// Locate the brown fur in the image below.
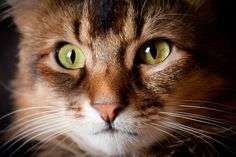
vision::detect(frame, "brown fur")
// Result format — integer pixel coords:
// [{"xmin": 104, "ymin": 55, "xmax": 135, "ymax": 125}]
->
[{"xmin": 3, "ymin": 0, "xmax": 236, "ymax": 156}]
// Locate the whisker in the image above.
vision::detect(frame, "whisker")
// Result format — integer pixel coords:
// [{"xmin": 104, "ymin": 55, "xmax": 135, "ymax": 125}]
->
[
  {"xmin": 32, "ymin": 129, "xmax": 81, "ymax": 156},
  {"xmin": 49, "ymin": 136, "xmax": 69, "ymax": 152},
  {"xmin": 3, "ymin": 120, "xmax": 69, "ymax": 156},
  {"xmin": 11, "ymin": 116, "xmax": 65, "ymax": 140},
  {"xmin": 145, "ymin": 122, "xmax": 184, "ymax": 145},
  {"xmin": 1, "ymin": 116, "xmax": 65, "ymax": 151},
  {"xmin": 140, "ymin": 0, "xmax": 148, "ymax": 19},
  {"xmin": 8, "ymin": 125, "xmax": 70, "ymax": 157},
  {"xmin": 0, "ymin": 81, "xmax": 31, "ymax": 97},
  {"xmin": 151, "ymin": 123, "xmax": 203, "ymax": 156},
  {"xmin": 159, "ymin": 111, "xmax": 235, "ymax": 134},
  {"xmin": 27, "ymin": 130, "xmax": 70, "ymax": 157},
  {"xmin": 163, "ymin": 121, "xmax": 234, "ymax": 155},
  {"xmin": 0, "ymin": 106, "xmax": 57, "ymax": 121},
  {"xmin": 53, "ymin": 132, "xmax": 82, "ymax": 155},
  {"xmin": 179, "ymin": 104, "xmax": 235, "ymax": 115},
  {"xmin": 0, "ymin": 109, "xmax": 61, "ymax": 134},
  {"xmin": 50, "ymin": 134, "xmax": 85, "ymax": 156},
  {"xmin": 182, "ymin": 100, "xmax": 227, "ymax": 106},
  {"xmin": 161, "ymin": 120, "xmax": 221, "ymax": 156}
]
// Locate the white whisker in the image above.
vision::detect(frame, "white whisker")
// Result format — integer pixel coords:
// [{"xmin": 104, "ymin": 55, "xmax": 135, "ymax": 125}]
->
[
  {"xmin": 161, "ymin": 120, "xmax": 221, "ymax": 156},
  {"xmin": 12, "ymin": 118, "xmax": 65, "ymax": 140},
  {"xmin": 8, "ymin": 125, "xmax": 70, "ymax": 157},
  {"xmin": 159, "ymin": 111, "xmax": 235, "ymax": 134},
  {"xmin": 1, "ymin": 110, "xmax": 61, "ymax": 134},
  {"xmin": 1, "ymin": 117, "xmax": 66, "ymax": 151},
  {"xmin": 0, "ymin": 106, "xmax": 56, "ymax": 121},
  {"xmin": 145, "ymin": 122, "xmax": 184, "ymax": 144},
  {"xmin": 163, "ymin": 121, "xmax": 234, "ymax": 155},
  {"xmin": 28, "ymin": 130, "xmax": 70, "ymax": 157},
  {"xmin": 180, "ymin": 104, "xmax": 234, "ymax": 115},
  {"xmin": 0, "ymin": 81, "xmax": 31, "ymax": 97}
]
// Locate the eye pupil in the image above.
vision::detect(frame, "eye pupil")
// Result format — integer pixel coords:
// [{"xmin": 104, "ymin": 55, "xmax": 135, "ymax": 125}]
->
[
  {"xmin": 145, "ymin": 44, "xmax": 157, "ymax": 59},
  {"xmin": 67, "ymin": 49, "xmax": 76, "ymax": 64}
]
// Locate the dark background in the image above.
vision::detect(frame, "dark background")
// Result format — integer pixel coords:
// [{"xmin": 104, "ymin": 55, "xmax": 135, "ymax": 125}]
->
[
  {"xmin": 0, "ymin": 0, "xmax": 235, "ymax": 157},
  {"xmin": 0, "ymin": 17, "xmax": 19, "ymax": 128},
  {"xmin": 0, "ymin": 16, "xmax": 19, "ymax": 127}
]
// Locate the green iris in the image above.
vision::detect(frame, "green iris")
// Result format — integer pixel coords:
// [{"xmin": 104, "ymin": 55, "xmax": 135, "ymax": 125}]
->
[
  {"xmin": 57, "ymin": 44, "xmax": 85, "ymax": 69},
  {"xmin": 139, "ymin": 41, "xmax": 171, "ymax": 65}
]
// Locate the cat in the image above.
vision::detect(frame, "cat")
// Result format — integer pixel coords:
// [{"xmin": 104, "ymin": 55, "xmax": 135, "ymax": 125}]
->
[{"xmin": 1, "ymin": 0, "xmax": 236, "ymax": 156}]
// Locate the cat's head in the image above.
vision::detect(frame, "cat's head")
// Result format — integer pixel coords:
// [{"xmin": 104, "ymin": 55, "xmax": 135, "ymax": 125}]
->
[{"xmin": 8, "ymin": 0, "xmax": 236, "ymax": 156}]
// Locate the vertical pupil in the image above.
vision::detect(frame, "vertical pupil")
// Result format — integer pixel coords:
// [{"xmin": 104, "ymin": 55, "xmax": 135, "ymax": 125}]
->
[
  {"xmin": 67, "ymin": 49, "xmax": 76, "ymax": 64},
  {"xmin": 145, "ymin": 44, "xmax": 157, "ymax": 59}
]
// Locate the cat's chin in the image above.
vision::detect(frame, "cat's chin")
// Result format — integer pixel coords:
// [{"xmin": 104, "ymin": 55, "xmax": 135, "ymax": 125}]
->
[{"xmin": 73, "ymin": 130, "xmax": 154, "ymax": 156}]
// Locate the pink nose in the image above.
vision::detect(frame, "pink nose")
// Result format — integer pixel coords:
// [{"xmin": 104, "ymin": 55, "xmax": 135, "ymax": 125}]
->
[{"xmin": 93, "ymin": 103, "xmax": 122, "ymax": 122}]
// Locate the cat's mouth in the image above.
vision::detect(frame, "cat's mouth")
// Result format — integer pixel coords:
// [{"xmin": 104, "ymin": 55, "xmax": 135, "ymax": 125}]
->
[{"xmin": 94, "ymin": 127, "xmax": 138, "ymax": 136}]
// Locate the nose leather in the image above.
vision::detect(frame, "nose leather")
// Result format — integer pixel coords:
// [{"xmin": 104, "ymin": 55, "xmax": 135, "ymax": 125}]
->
[{"xmin": 93, "ymin": 102, "xmax": 122, "ymax": 122}]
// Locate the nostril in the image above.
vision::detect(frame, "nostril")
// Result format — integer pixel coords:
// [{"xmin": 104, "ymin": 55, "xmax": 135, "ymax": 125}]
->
[
  {"xmin": 92, "ymin": 102, "xmax": 123, "ymax": 122},
  {"xmin": 113, "ymin": 107, "xmax": 122, "ymax": 115}
]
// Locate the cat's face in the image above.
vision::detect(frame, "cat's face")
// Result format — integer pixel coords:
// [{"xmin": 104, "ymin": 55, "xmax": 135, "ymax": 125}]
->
[{"xmin": 9, "ymin": 0, "xmax": 235, "ymax": 156}]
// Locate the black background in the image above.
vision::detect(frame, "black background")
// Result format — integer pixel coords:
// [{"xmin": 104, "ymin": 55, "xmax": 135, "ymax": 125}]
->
[{"xmin": 0, "ymin": 16, "xmax": 19, "ymax": 130}]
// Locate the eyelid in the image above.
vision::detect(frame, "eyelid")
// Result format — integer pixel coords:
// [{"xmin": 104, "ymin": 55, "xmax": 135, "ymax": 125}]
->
[{"xmin": 141, "ymin": 37, "xmax": 173, "ymax": 47}]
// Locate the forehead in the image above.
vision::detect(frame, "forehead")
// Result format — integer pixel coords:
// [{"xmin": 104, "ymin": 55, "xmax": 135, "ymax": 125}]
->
[{"xmin": 41, "ymin": 0, "xmax": 193, "ymax": 36}]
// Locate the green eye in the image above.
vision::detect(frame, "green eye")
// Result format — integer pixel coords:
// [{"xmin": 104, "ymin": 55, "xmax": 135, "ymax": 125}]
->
[
  {"xmin": 57, "ymin": 44, "xmax": 85, "ymax": 69},
  {"xmin": 139, "ymin": 40, "xmax": 171, "ymax": 65}
]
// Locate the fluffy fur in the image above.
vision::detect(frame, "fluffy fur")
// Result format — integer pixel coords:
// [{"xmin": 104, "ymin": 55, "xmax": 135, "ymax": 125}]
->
[{"xmin": 1, "ymin": 0, "xmax": 236, "ymax": 156}]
